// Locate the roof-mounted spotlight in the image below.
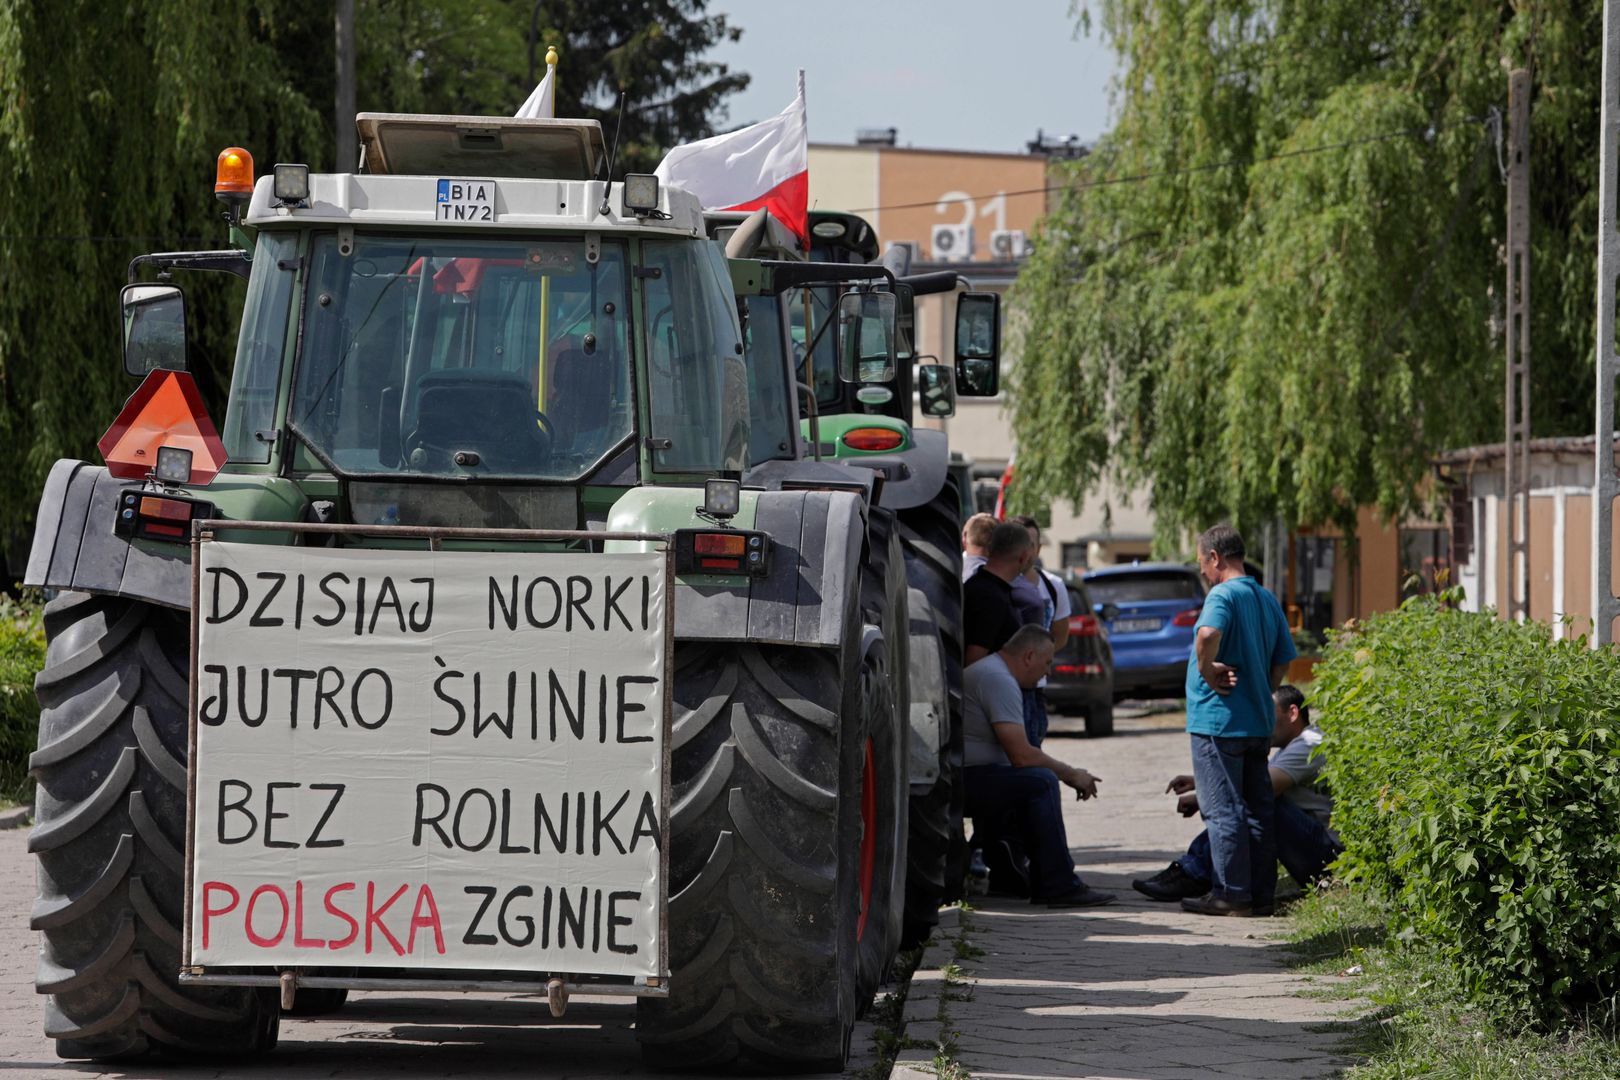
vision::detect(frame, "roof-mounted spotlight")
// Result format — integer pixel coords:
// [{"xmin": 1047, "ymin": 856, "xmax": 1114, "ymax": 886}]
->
[
  {"xmin": 272, "ymin": 163, "xmax": 310, "ymax": 205},
  {"xmin": 622, "ymin": 173, "xmax": 661, "ymax": 215}
]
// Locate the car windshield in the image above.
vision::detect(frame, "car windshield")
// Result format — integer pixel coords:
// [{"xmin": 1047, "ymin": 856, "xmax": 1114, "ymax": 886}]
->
[
  {"xmin": 1086, "ymin": 571, "xmax": 1203, "ymax": 604},
  {"xmin": 289, "ymin": 233, "xmax": 632, "ymax": 479}
]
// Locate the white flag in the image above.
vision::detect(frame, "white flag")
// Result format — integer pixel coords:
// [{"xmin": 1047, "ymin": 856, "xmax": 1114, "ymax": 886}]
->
[{"xmin": 515, "ymin": 67, "xmax": 555, "ymax": 119}]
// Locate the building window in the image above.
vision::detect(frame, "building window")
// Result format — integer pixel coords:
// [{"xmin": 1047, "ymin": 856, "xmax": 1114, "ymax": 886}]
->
[{"xmin": 1399, "ymin": 527, "xmax": 1452, "ymax": 598}]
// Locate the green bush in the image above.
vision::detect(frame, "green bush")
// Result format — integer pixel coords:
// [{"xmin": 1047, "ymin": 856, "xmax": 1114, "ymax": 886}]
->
[
  {"xmin": 1313, "ymin": 597, "xmax": 1620, "ymax": 1028},
  {"xmin": 0, "ymin": 593, "xmax": 44, "ymax": 805}
]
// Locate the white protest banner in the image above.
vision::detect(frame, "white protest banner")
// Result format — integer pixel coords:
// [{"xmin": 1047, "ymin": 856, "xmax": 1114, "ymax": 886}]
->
[{"xmin": 185, "ymin": 542, "xmax": 668, "ymax": 980}]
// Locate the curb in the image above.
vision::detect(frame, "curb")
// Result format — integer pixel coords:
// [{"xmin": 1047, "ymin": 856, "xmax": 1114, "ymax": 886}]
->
[
  {"xmin": 0, "ymin": 804, "xmax": 32, "ymax": 830},
  {"xmin": 890, "ymin": 906, "xmax": 962, "ymax": 1077}
]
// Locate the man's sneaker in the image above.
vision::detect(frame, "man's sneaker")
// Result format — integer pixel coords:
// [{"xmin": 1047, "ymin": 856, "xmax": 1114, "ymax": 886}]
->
[
  {"xmin": 1132, "ymin": 862, "xmax": 1210, "ymax": 902},
  {"xmin": 1039, "ymin": 884, "xmax": 1116, "ymax": 909},
  {"xmin": 1180, "ymin": 892, "xmax": 1254, "ymax": 917}
]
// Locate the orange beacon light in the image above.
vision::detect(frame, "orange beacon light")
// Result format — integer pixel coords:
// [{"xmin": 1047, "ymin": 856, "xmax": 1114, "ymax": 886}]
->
[{"xmin": 214, "ymin": 147, "xmax": 254, "ymax": 202}]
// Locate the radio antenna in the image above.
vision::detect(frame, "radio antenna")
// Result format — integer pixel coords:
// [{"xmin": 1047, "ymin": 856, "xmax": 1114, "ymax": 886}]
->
[{"xmin": 597, "ymin": 91, "xmax": 629, "ymax": 216}]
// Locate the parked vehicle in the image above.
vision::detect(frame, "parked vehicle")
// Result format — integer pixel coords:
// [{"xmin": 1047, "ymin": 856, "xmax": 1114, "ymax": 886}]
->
[
  {"xmin": 1043, "ymin": 579, "xmax": 1115, "ymax": 735},
  {"xmin": 1082, "ymin": 562, "xmax": 1206, "ymax": 701}
]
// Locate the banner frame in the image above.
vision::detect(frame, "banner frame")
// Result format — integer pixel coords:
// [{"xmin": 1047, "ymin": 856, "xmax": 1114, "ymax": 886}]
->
[{"xmin": 181, "ymin": 519, "xmax": 675, "ymax": 996}]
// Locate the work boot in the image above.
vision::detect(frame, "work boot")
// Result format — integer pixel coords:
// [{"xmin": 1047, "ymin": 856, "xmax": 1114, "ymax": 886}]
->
[
  {"xmin": 1180, "ymin": 892, "xmax": 1255, "ymax": 917},
  {"xmin": 1132, "ymin": 862, "xmax": 1210, "ymax": 902},
  {"xmin": 1039, "ymin": 883, "xmax": 1116, "ymax": 909}
]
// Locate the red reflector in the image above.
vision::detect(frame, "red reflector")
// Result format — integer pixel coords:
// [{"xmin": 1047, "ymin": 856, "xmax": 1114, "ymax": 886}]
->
[
  {"xmin": 699, "ymin": 557, "xmax": 742, "ymax": 570},
  {"xmin": 139, "ymin": 496, "xmax": 192, "ymax": 522},
  {"xmin": 694, "ymin": 533, "xmax": 747, "ymax": 556},
  {"xmin": 1171, "ymin": 607, "xmax": 1202, "ymax": 627},
  {"xmin": 1068, "ymin": 614, "xmax": 1100, "ymax": 636},
  {"xmin": 841, "ymin": 427, "xmax": 904, "ymax": 452},
  {"xmin": 98, "ymin": 370, "xmax": 227, "ymax": 485},
  {"xmin": 143, "ymin": 521, "xmax": 186, "ymax": 538}
]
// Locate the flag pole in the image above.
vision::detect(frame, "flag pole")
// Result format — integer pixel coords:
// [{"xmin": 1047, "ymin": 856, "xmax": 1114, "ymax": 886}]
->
[{"xmin": 546, "ymin": 45, "xmax": 558, "ymax": 119}]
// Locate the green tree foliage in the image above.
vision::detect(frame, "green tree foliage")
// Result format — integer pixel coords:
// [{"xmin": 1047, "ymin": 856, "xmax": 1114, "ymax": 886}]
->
[
  {"xmin": 1008, "ymin": 2, "xmax": 1599, "ymax": 548},
  {"xmin": 0, "ymin": 0, "xmax": 746, "ymax": 552},
  {"xmin": 1313, "ymin": 598, "xmax": 1620, "ymax": 1027}
]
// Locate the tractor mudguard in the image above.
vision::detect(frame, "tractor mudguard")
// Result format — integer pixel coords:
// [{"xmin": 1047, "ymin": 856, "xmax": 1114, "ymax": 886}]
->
[
  {"xmin": 867, "ymin": 428, "xmax": 950, "ymax": 512},
  {"xmin": 605, "ymin": 485, "xmax": 866, "ymax": 649},
  {"xmin": 25, "ymin": 461, "xmax": 191, "ymax": 610},
  {"xmin": 25, "ymin": 459, "xmax": 309, "ymax": 611}
]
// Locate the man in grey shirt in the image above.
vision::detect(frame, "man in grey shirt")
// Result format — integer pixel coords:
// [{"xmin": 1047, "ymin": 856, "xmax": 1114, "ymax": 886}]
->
[
  {"xmin": 964, "ymin": 625, "xmax": 1113, "ymax": 907},
  {"xmin": 1134, "ymin": 685, "xmax": 1341, "ymax": 906}
]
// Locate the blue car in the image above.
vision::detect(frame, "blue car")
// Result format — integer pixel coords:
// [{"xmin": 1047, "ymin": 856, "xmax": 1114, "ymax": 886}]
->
[{"xmin": 1082, "ymin": 562, "xmax": 1206, "ymax": 701}]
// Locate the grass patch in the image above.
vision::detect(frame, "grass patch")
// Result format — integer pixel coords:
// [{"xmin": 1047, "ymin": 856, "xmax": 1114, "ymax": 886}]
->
[
  {"xmin": 0, "ymin": 592, "xmax": 43, "ymax": 806},
  {"xmin": 1285, "ymin": 885, "xmax": 1620, "ymax": 1079}
]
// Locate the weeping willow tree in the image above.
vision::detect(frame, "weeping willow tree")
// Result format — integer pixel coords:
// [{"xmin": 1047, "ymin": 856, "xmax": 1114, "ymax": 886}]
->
[
  {"xmin": 0, "ymin": 0, "xmax": 747, "ymax": 557},
  {"xmin": 1007, "ymin": 1, "xmax": 1600, "ymax": 551}
]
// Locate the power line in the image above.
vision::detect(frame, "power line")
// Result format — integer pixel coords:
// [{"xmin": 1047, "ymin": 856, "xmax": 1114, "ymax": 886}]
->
[{"xmin": 844, "ymin": 117, "xmax": 1486, "ymax": 215}]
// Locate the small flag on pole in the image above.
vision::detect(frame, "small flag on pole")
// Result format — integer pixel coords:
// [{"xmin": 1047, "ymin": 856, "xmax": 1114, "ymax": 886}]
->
[{"xmin": 516, "ymin": 45, "xmax": 558, "ymax": 119}]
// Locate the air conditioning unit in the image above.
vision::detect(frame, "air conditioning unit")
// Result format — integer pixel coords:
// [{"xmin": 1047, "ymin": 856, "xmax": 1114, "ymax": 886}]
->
[
  {"xmin": 990, "ymin": 229, "xmax": 1030, "ymax": 259},
  {"xmin": 883, "ymin": 240, "xmax": 919, "ymax": 274},
  {"xmin": 930, "ymin": 224, "xmax": 973, "ymax": 262}
]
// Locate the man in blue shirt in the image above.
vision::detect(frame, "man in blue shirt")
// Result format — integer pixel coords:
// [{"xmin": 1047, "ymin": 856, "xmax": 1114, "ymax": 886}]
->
[{"xmin": 1181, "ymin": 524, "xmax": 1296, "ymax": 916}]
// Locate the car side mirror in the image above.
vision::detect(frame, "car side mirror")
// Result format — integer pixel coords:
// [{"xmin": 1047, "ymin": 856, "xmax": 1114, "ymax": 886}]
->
[
  {"xmin": 954, "ymin": 291, "xmax": 1000, "ymax": 396},
  {"xmin": 121, "ymin": 284, "xmax": 189, "ymax": 377},
  {"xmin": 916, "ymin": 360, "xmax": 955, "ymax": 418},
  {"xmin": 838, "ymin": 290, "xmax": 897, "ymax": 384}
]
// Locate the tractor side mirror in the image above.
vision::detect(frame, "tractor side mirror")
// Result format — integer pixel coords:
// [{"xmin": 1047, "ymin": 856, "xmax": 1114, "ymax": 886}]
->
[
  {"xmin": 838, "ymin": 290, "xmax": 897, "ymax": 384},
  {"xmin": 892, "ymin": 282, "xmax": 917, "ymax": 365},
  {"xmin": 916, "ymin": 361, "xmax": 955, "ymax": 418},
  {"xmin": 121, "ymin": 284, "xmax": 189, "ymax": 377},
  {"xmin": 954, "ymin": 291, "xmax": 1000, "ymax": 397}
]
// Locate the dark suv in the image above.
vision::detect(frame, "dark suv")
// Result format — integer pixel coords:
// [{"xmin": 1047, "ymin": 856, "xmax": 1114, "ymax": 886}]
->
[
  {"xmin": 1044, "ymin": 579, "xmax": 1116, "ymax": 736},
  {"xmin": 1082, "ymin": 562, "xmax": 1206, "ymax": 702}
]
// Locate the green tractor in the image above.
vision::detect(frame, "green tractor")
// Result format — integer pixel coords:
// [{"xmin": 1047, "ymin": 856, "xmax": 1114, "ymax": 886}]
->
[
  {"xmin": 20, "ymin": 113, "xmax": 991, "ymax": 1070},
  {"xmin": 708, "ymin": 207, "xmax": 1001, "ymax": 949}
]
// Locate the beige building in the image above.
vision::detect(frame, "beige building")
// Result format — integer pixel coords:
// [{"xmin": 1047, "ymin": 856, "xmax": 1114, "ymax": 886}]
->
[
  {"xmin": 807, "ymin": 139, "xmax": 1153, "ymax": 572},
  {"xmin": 1436, "ymin": 437, "xmax": 1620, "ymax": 638}
]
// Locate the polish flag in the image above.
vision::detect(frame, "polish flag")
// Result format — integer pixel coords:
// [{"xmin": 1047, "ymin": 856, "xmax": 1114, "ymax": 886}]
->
[{"xmin": 655, "ymin": 72, "xmax": 808, "ymax": 245}]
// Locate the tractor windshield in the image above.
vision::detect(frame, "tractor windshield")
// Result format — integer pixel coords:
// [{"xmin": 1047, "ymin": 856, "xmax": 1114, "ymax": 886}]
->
[{"xmin": 289, "ymin": 233, "xmax": 632, "ymax": 479}]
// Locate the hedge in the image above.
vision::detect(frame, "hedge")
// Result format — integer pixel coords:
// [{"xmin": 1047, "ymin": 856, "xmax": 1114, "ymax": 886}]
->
[
  {"xmin": 1312, "ymin": 596, "xmax": 1620, "ymax": 1027},
  {"xmin": 0, "ymin": 593, "xmax": 43, "ymax": 805}
]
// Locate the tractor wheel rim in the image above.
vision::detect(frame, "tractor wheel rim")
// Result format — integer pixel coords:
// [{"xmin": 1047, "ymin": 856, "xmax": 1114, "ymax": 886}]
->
[{"xmin": 856, "ymin": 736, "xmax": 877, "ymax": 942}]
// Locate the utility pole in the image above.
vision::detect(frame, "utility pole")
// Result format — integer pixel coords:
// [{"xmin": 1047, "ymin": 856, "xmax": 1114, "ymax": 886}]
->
[
  {"xmin": 1504, "ymin": 68, "xmax": 1532, "ymax": 622},
  {"xmin": 1595, "ymin": 4, "xmax": 1620, "ymax": 644},
  {"xmin": 335, "ymin": 0, "xmax": 357, "ymax": 171}
]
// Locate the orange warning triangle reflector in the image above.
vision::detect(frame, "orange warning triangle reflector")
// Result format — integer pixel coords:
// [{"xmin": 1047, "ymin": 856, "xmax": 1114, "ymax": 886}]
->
[{"xmin": 98, "ymin": 370, "xmax": 229, "ymax": 485}]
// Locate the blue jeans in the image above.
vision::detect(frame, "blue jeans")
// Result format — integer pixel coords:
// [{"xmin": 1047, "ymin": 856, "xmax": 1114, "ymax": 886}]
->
[
  {"xmin": 1022, "ymin": 688, "xmax": 1048, "ymax": 746},
  {"xmin": 963, "ymin": 764, "xmax": 1078, "ymax": 899},
  {"xmin": 1188, "ymin": 733, "xmax": 1276, "ymax": 905},
  {"xmin": 1179, "ymin": 798, "xmax": 1341, "ymax": 887}
]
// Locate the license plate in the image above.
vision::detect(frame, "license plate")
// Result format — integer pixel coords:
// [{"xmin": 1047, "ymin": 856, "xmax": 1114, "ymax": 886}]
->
[
  {"xmin": 436, "ymin": 179, "xmax": 496, "ymax": 222},
  {"xmin": 1113, "ymin": 617, "xmax": 1161, "ymax": 634}
]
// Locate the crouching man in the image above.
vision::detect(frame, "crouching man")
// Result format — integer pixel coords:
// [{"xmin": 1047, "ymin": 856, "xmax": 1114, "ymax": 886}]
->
[
  {"xmin": 1134, "ymin": 685, "xmax": 1341, "ymax": 911},
  {"xmin": 964, "ymin": 624, "xmax": 1114, "ymax": 908}
]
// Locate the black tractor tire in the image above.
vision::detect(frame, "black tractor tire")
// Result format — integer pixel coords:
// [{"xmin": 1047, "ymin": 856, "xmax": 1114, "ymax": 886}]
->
[
  {"xmin": 638, "ymin": 577, "xmax": 903, "ymax": 1071},
  {"xmin": 28, "ymin": 592, "xmax": 279, "ymax": 1061},
  {"xmin": 1086, "ymin": 702, "xmax": 1116, "ymax": 738},
  {"xmin": 855, "ymin": 508, "xmax": 909, "ymax": 1006},
  {"xmin": 896, "ymin": 478, "xmax": 968, "ymax": 904}
]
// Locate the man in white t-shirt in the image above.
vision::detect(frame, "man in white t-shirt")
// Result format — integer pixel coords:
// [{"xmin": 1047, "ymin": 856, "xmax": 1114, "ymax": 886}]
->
[
  {"xmin": 963, "ymin": 625, "xmax": 1114, "ymax": 908},
  {"xmin": 1134, "ymin": 685, "xmax": 1341, "ymax": 908},
  {"xmin": 1007, "ymin": 515, "xmax": 1070, "ymax": 745},
  {"xmin": 961, "ymin": 512, "xmax": 996, "ymax": 581}
]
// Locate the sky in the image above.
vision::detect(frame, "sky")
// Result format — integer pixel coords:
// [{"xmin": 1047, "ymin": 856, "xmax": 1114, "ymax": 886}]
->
[{"xmin": 704, "ymin": 1, "xmax": 1119, "ymax": 154}]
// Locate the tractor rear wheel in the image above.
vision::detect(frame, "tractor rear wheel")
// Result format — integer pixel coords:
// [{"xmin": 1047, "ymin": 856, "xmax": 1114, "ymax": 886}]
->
[
  {"xmin": 896, "ymin": 479, "xmax": 968, "ymax": 910},
  {"xmin": 29, "ymin": 592, "xmax": 279, "ymax": 1061},
  {"xmin": 639, "ymin": 576, "xmax": 901, "ymax": 1070}
]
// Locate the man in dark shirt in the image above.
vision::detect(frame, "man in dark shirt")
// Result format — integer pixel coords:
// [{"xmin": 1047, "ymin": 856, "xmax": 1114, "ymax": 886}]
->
[{"xmin": 964, "ymin": 522, "xmax": 1032, "ymax": 667}]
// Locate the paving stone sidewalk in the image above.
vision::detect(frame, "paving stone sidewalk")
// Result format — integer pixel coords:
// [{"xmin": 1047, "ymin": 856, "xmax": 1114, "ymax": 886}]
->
[{"xmin": 897, "ymin": 707, "xmax": 1360, "ymax": 1080}]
